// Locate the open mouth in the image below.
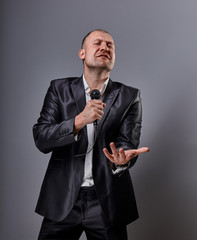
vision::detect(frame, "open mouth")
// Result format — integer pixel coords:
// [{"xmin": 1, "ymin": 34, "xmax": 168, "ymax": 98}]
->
[{"xmin": 97, "ymin": 55, "xmax": 110, "ymax": 60}]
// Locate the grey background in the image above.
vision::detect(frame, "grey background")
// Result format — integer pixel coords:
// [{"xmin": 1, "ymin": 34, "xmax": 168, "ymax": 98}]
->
[{"xmin": 1, "ymin": 0, "xmax": 197, "ymax": 239}]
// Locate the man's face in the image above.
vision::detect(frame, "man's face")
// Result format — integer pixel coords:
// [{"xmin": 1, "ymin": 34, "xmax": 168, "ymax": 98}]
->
[{"xmin": 79, "ymin": 31, "xmax": 115, "ymax": 72}]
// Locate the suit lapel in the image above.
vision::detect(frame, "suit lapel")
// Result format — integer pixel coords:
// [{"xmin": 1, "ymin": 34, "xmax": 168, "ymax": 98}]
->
[
  {"xmin": 70, "ymin": 76, "xmax": 88, "ymax": 141},
  {"xmin": 71, "ymin": 76, "xmax": 86, "ymax": 114},
  {"xmin": 96, "ymin": 79, "xmax": 120, "ymax": 135}
]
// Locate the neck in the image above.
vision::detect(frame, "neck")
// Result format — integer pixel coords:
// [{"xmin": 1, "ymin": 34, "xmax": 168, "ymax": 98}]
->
[{"xmin": 84, "ymin": 68, "xmax": 110, "ymax": 91}]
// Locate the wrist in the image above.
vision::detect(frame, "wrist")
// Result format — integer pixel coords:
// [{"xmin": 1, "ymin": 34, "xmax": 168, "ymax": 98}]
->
[
  {"xmin": 115, "ymin": 161, "xmax": 130, "ymax": 168},
  {"xmin": 74, "ymin": 114, "xmax": 86, "ymax": 133}
]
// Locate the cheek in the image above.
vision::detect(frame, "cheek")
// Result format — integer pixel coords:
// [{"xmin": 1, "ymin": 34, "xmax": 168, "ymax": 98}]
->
[{"xmin": 87, "ymin": 49, "xmax": 95, "ymax": 58}]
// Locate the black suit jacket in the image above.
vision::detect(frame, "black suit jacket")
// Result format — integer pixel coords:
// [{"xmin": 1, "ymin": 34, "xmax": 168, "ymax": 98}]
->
[{"xmin": 33, "ymin": 76, "xmax": 142, "ymax": 225}]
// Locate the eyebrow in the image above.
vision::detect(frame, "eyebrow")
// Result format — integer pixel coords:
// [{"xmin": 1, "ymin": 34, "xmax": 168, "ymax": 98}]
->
[{"xmin": 93, "ymin": 38, "xmax": 114, "ymax": 45}]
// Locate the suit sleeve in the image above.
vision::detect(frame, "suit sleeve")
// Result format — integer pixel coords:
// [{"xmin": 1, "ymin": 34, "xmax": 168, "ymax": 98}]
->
[
  {"xmin": 33, "ymin": 81, "xmax": 76, "ymax": 154},
  {"xmin": 114, "ymin": 89, "xmax": 142, "ymax": 169}
]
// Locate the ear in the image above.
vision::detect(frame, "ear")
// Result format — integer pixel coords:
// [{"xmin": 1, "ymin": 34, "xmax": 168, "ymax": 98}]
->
[{"xmin": 78, "ymin": 49, "xmax": 85, "ymax": 60}]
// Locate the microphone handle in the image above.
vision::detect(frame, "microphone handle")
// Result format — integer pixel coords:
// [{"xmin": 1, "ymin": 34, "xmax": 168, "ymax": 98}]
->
[{"xmin": 90, "ymin": 89, "xmax": 101, "ymax": 127}]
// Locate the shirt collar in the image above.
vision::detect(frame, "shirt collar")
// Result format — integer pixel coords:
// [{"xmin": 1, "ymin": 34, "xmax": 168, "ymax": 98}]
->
[{"xmin": 83, "ymin": 74, "xmax": 109, "ymax": 98}]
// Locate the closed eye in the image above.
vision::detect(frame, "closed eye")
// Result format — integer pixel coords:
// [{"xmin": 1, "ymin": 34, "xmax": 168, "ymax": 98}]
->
[
  {"xmin": 107, "ymin": 44, "xmax": 113, "ymax": 49},
  {"xmin": 94, "ymin": 41, "xmax": 101, "ymax": 45}
]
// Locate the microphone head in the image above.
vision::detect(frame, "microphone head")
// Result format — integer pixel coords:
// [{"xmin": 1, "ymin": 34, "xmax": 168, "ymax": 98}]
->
[{"xmin": 90, "ymin": 89, "xmax": 101, "ymax": 100}]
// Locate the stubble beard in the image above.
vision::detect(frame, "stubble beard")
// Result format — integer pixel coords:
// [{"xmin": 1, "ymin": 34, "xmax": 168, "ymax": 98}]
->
[{"xmin": 85, "ymin": 58, "xmax": 114, "ymax": 73}]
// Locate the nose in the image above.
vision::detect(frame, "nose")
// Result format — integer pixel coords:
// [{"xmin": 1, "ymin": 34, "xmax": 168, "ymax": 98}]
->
[{"xmin": 100, "ymin": 42, "xmax": 109, "ymax": 51}]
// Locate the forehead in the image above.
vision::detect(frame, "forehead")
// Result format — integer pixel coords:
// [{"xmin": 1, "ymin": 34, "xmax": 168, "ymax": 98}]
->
[{"xmin": 86, "ymin": 31, "xmax": 115, "ymax": 45}]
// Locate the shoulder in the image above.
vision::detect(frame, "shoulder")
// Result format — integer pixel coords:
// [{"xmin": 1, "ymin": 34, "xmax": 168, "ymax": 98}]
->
[
  {"xmin": 110, "ymin": 79, "xmax": 139, "ymax": 91},
  {"xmin": 109, "ymin": 79, "xmax": 141, "ymax": 100},
  {"xmin": 48, "ymin": 77, "xmax": 82, "ymax": 93},
  {"xmin": 50, "ymin": 77, "xmax": 81, "ymax": 87}
]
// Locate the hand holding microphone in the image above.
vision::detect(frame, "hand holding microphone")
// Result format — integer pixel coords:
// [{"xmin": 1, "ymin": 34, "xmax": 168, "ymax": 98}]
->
[
  {"xmin": 89, "ymin": 89, "xmax": 106, "ymax": 126},
  {"xmin": 90, "ymin": 89, "xmax": 102, "ymax": 126},
  {"xmin": 74, "ymin": 89, "xmax": 105, "ymax": 133}
]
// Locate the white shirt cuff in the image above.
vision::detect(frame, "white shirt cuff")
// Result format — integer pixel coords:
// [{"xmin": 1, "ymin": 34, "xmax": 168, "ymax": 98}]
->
[{"xmin": 112, "ymin": 161, "xmax": 130, "ymax": 175}]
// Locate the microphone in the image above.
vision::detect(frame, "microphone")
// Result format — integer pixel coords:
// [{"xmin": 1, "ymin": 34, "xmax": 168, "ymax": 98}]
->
[
  {"xmin": 90, "ymin": 89, "xmax": 101, "ymax": 100},
  {"xmin": 90, "ymin": 89, "xmax": 101, "ymax": 126}
]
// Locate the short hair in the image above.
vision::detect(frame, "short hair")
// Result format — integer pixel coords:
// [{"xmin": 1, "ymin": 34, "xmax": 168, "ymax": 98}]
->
[{"xmin": 81, "ymin": 29, "xmax": 111, "ymax": 48}]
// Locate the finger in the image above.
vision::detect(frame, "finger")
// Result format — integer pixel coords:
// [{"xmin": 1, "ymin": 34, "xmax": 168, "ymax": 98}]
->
[
  {"xmin": 94, "ymin": 100, "xmax": 106, "ymax": 108},
  {"xmin": 134, "ymin": 147, "xmax": 150, "ymax": 154},
  {"xmin": 97, "ymin": 104, "xmax": 105, "ymax": 111},
  {"xmin": 91, "ymin": 104, "xmax": 105, "ymax": 117},
  {"xmin": 109, "ymin": 142, "xmax": 119, "ymax": 158},
  {"xmin": 97, "ymin": 109, "xmax": 104, "ymax": 117},
  {"xmin": 92, "ymin": 99, "xmax": 103, "ymax": 103},
  {"xmin": 103, "ymin": 148, "xmax": 114, "ymax": 162},
  {"xmin": 88, "ymin": 100, "xmax": 102, "ymax": 107},
  {"xmin": 125, "ymin": 147, "xmax": 149, "ymax": 160},
  {"xmin": 90, "ymin": 100, "xmax": 104, "ymax": 107},
  {"xmin": 116, "ymin": 148, "xmax": 128, "ymax": 165},
  {"xmin": 94, "ymin": 110, "xmax": 104, "ymax": 121},
  {"xmin": 119, "ymin": 148, "xmax": 126, "ymax": 160}
]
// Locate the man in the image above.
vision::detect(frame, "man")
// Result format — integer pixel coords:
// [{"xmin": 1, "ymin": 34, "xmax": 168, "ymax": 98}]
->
[{"xmin": 33, "ymin": 29, "xmax": 149, "ymax": 240}]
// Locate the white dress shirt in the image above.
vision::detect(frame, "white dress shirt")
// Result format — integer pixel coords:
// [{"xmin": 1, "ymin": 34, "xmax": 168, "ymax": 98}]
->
[
  {"xmin": 81, "ymin": 75, "xmax": 109, "ymax": 186},
  {"xmin": 80, "ymin": 75, "xmax": 129, "ymax": 186}
]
